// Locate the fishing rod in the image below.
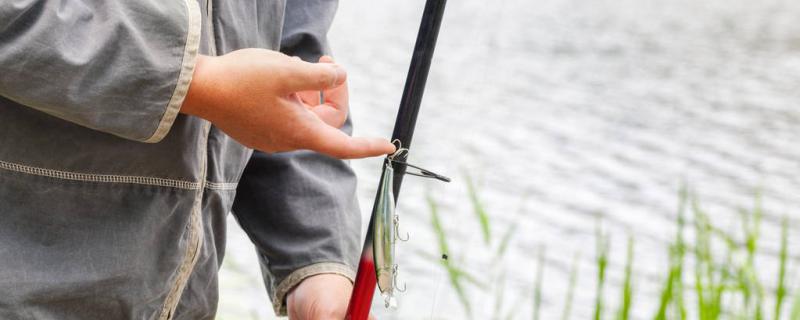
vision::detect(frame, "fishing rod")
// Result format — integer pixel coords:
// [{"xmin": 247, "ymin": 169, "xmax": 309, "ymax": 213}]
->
[{"xmin": 345, "ymin": 0, "xmax": 449, "ymax": 319}]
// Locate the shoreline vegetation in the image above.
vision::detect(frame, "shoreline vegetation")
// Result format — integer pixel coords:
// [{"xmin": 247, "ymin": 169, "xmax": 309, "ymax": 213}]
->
[{"xmin": 426, "ymin": 179, "xmax": 798, "ymax": 320}]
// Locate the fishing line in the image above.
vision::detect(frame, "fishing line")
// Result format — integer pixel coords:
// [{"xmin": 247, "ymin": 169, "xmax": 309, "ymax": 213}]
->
[{"xmin": 429, "ymin": 261, "xmax": 447, "ymax": 319}]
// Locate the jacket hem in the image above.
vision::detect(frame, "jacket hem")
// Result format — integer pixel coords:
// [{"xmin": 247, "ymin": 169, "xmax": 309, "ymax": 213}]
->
[
  {"xmin": 272, "ymin": 262, "xmax": 356, "ymax": 316},
  {"xmin": 144, "ymin": 0, "xmax": 202, "ymax": 143}
]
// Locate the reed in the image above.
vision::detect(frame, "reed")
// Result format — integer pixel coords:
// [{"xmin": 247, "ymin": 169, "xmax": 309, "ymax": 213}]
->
[
  {"xmin": 465, "ymin": 173, "xmax": 492, "ymax": 245},
  {"xmin": 424, "ymin": 181, "xmax": 799, "ymax": 320},
  {"xmin": 562, "ymin": 252, "xmax": 580, "ymax": 320},
  {"xmin": 616, "ymin": 235, "xmax": 633, "ymax": 320},
  {"xmin": 426, "ymin": 194, "xmax": 473, "ymax": 318},
  {"xmin": 595, "ymin": 218, "xmax": 610, "ymax": 320},
  {"xmin": 533, "ymin": 246, "xmax": 545, "ymax": 320},
  {"xmin": 775, "ymin": 216, "xmax": 789, "ymax": 320}
]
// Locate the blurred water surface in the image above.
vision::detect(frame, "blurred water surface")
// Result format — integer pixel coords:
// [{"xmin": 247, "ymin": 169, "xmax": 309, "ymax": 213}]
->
[{"xmin": 218, "ymin": 0, "xmax": 800, "ymax": 319}]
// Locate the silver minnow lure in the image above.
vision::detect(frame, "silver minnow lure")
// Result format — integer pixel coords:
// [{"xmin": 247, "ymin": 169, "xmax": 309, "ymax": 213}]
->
[
  {"xmin": 372, "ymin": 143, "xmax": 447, "ymax": 310},
  {"xmin": 373, "ymin": 159, "xmax": 403, "ymax": 309}
]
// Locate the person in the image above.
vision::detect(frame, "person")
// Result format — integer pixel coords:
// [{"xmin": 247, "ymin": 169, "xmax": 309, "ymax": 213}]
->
[{"xmin": 0, "ymin": 0, "xmax": 391, "ymax": 319}]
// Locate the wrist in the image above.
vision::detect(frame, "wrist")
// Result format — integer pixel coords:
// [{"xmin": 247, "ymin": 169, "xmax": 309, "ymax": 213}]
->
[{"xmin": 181, "ymin": 54, "xmax": 222, "ymax": 120}]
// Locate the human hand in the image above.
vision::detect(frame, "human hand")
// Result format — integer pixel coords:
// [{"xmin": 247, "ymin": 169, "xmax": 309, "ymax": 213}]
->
[
  {"xmin": 181, "ymin": 49, "xmax": 395, "ymax": 159},
  {"xmin": 286, "ymin": 273, "xmax": 376, "ymax": 320}
]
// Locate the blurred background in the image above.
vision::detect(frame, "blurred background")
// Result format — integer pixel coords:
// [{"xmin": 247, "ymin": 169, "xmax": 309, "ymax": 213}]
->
[{"xmin": 218, "ymin": 0, "xmax": 800, "ymax": 318}]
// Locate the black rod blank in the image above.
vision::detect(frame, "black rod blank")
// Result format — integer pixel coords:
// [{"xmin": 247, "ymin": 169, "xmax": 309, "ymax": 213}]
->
[{"xmin": 389, "ymin": 0, "xmax": 448, "ymax": 200}]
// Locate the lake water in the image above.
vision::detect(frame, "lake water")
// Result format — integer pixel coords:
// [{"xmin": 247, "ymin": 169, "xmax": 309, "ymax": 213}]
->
[{"xmin": 218, "ymin": 0, "xmax": 800, "ymax": 319}]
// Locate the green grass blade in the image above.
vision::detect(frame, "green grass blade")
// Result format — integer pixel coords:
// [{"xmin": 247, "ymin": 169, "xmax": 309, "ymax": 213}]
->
[
  {"xmin": 654, "ymin": 268, "xmax": 675, "ymax": 320},
  {"xmin": 427, "ymin": 195, "xmax": 472, "ymax": 318},
  {"xmin": 775, "ymin": 216, "xmax": 789, "ymax": 320},
  {"xmin": 674, "ymin": 189, "xmax": 688, "ymax": 320},
  {"xmin": 693, "ymin": 198, "xmax": 709, "ymax": 320},
  {"xmin": 562, "ymin": 252, "xmax": 580, "ymax": 320},
  {"xmin": 428, "ymin": 194, "xmax": 450, "ymax": 255},
  {"xmin": 496, "ymin": 222, "xmax": 518, "ymax": 260},
  {"xmin": 595, "ymin": 218, "xmax": 610, "ymax": 320},
  {"xmin": 616, "ymin": 235, "xmax": 634, "ymax": 320},
  {"xmin": 493, "ymin": 271, "xmax": 506, "ymax": 320},
  {"xmin": 534, "ymin": 245, "xmax": 546, "ymax": 320},
  {"xmin": 654, "ymin": 186, "xmax": 688, "ymax": 320},
  {"xmin": 790, "ymin": 286, "xmax": 800, "ymax": 320},
  {"xmin": 738, "ymin": 195, "xmax": 765, "ymax": 319},
  {"xmin": 465, "ymin": 173, "xmax": 492, "ymax": 245}
]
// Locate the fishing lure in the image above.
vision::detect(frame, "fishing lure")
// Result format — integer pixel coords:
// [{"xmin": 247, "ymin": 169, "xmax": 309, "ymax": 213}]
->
[
  {"xmin": 372, "ymin": 158, "xmax": 400, "ymax": 308},
  {"xmin": 373, "ymin": 144, "xmax": 449, "ymax": 309}
]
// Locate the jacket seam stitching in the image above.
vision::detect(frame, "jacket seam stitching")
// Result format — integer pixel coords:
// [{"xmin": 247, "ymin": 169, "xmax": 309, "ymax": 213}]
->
[{"xmin": 0, "ymin": 160, "xmax": 200, "ymax": 190}]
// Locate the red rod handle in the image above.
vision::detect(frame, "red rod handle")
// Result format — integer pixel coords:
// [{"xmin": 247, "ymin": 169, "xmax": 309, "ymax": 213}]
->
[{"xmin": 345, "ymin": 249, "xmax": 377, "ymax": 319}]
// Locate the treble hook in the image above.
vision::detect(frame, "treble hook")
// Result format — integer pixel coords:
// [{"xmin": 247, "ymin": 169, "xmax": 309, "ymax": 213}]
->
[
  {"xmin": 393, "ymin": 264, "xmax": 407, "ymax": 292},
  {"xmin": 394, "ymin": 214, "xmax": 410, "ymax": 242}
]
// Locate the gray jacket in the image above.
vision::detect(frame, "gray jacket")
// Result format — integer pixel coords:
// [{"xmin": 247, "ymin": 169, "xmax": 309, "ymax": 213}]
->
[{"xmin": 0, "ymin": 0, "xmax": 360, "ymax": 319}]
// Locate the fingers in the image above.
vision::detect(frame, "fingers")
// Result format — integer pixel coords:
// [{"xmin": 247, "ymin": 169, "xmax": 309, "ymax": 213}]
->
[
  {"xmin": 280, "ymin": 55, "xmax": 386, "ymax": 158},
  {"xmin": 291, "ymin": 55, "xmax": 349, "ymax": 129},
  {"xmin": 281, "ymin": 58, "xmax": 347, "ymax": 93},
  {"xmin": 303, "ymin": 120, "xmax": 396, "ymax": 159}
]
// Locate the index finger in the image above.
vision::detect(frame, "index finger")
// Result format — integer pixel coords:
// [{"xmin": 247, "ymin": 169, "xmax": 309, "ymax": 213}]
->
[{"xmin": 302, "ymin": 120, "xmax": 395, "ymax": 159}]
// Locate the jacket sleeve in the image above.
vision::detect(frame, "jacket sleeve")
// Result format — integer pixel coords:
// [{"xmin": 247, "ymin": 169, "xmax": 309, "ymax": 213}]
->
[
  {"xmin": 0, "ymin": 0, "xmax": 202, "ymax": 143},
  {"xmin": 229, "ymin": 0, "xmax": 359, "ymax": 316}
]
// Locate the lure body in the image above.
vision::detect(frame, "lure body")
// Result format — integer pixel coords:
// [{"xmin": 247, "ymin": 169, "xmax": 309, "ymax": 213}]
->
[{"xmin": 372, "ymin": 161, "xmax": 398, "ymax": 308}]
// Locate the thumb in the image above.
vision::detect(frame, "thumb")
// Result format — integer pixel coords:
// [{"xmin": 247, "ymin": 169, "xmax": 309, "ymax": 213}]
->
[{"xmin": 282, "ymin": 59, "xmax": 347, "ymax": 93}]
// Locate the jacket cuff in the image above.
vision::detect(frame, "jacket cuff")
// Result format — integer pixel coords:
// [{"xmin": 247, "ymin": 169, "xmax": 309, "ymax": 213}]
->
[
  {"xmin": 272, "ymin": 262, "xmax": 356, "ymax": 316},
  {"xmin": 143, "ymin": 0, "xmax": 202, "ymax": 143}
]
